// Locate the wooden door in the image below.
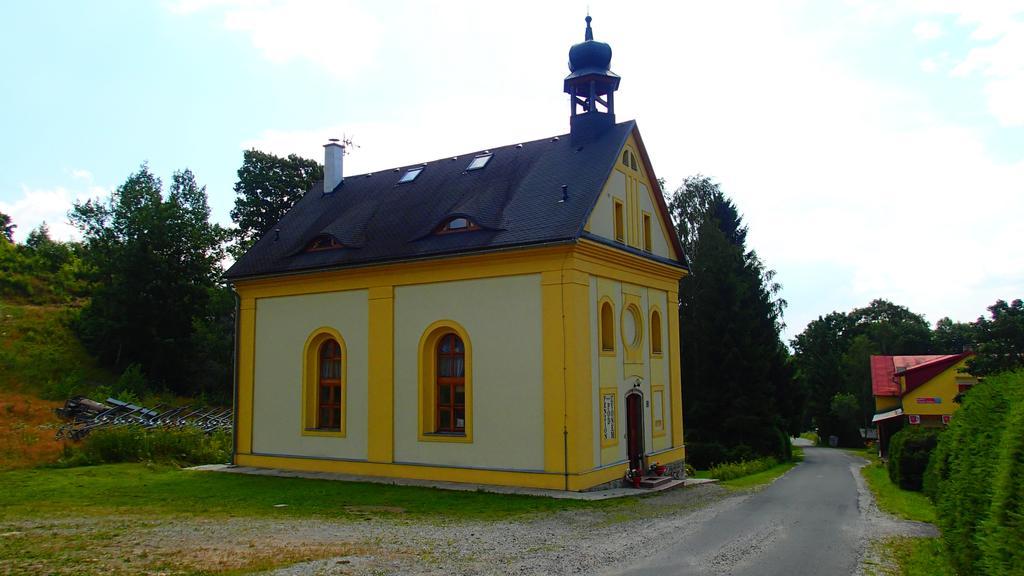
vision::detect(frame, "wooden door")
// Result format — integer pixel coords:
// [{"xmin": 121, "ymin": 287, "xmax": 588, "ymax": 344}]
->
[{"xmin": 626, "ymin": 392, "xmax": 644, "ymax": 472}]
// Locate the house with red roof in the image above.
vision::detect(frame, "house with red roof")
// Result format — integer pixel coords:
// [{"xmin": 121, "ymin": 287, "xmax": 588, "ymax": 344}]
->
[{"xmin": 871, "ymin": 353, "xmax": 976, "ymax": 456}]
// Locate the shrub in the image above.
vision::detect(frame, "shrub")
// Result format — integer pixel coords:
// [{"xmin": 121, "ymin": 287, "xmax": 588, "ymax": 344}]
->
[
  {"xmin": 979, "ymin": 392, "xmax": 1024, "ymax": 575},
  {"xmin": 687, "ymin": 442, "xmax": 727, "ymax": 469},
  {"xmin": 72, "ymin": 426, "xmax": 232, "ymax": 467},
  {"xmin": 925, "ymin": 370, "xmax": 1024, "ymax": 575},
  {"xmin": 887, "ymin": 426, "xmax": 941, "ymax": 491},
  {"xmin": 709, "ymin": 457, "xmax": 777, "ymax": 481}
]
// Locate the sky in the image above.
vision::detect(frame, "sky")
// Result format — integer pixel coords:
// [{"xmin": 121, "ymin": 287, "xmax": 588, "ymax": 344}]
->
[{"xmin": 1, "ymin": 0, "xmax": 1022, "ymax": 342}]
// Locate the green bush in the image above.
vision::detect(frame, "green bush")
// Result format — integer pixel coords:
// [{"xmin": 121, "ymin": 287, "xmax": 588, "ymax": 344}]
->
[
  {"xmin": 925, "ymin": 370, "xmax": 1024, "ymax": 575},
  {"xmin": 71, "ymin": 426, "xmax": 232, "ymax": 467},
  {"xmin": 887, "ymin": 426, "xmax": 941, "ymax": 491},
  {"xmin": 709, "ymin": 456, "xmax": 778, "ymax": 481},
  {"xmin": 979, "ymin": 392, "xmax": 1024, "ymax": 575}
]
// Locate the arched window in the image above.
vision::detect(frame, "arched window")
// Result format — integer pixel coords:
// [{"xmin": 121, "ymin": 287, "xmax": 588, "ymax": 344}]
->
[
  {"xmin": 318, "ymin": 339, "xmax": 343, "ymax": 430},
  {"xmin": 600, "ymin": 300, "xmax": 615, "ymax": 353},
  {"xmin": 302, "ymin": 329, "xmax": 346, "ymax": 436},
  {"xmin": 435, "ymin": 333, "xmax": 466, "ymax": 433},
  {"xmin": 650, "ymin": 309, "xmax": 663, "ymax": 356},
  {"xmin": 418, "ymin": 321, "xmax": 473, "ymax": 442}
]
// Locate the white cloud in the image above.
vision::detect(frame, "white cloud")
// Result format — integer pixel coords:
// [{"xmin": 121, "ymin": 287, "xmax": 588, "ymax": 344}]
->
[
  {"xmin": 0, "ymin": 184, "xmax": 106, "ymax": 243},
  {"xmin": 70, "ymin": 169, "xmax": 94, "ymax": 181},
  {"xmin": 167, "ymin": 0, "xmax": 381, "ymax": 78},
  {"xmin": 913, "ymin": 20, "xmax": 944, "ymax": 40},
  {"xmin": 920, "ymin": 57, "xmax": 938, "ymax": 72},
  {"xmin": 927, "ymin": 4, "xmax": 1024, "ymax": 126}
]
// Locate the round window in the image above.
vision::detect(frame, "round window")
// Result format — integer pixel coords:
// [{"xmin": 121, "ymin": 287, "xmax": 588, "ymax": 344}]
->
[{"xmin": 622, "ymin": 305, "xmax": 642, "ymax": 349}]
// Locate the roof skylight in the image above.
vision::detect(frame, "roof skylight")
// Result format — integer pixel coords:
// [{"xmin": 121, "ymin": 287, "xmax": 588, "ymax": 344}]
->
[
  {"xmin": 398, "ymin": 167, "xmax": 423, "ymax": 183},
  {"xmin": 466, "ymin": 154, "xmax": 492, "ymax": 171}
]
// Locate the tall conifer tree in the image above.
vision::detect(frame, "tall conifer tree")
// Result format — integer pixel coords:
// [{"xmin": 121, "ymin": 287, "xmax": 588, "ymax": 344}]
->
[{"xmin": 669, "ymin": 176, "xmax": 794, "ymax": 467}]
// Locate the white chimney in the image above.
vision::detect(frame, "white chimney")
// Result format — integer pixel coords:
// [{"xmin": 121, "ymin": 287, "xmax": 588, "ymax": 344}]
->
[{"xmin": 323, "ymin": 138, "xmax": 344, "ymax": 193}]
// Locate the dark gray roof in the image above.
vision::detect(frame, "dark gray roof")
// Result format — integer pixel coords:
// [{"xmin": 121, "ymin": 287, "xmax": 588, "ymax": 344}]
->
[{"xmin": 225, "ymin": 120, "xmax": 685, "ymax": 280}]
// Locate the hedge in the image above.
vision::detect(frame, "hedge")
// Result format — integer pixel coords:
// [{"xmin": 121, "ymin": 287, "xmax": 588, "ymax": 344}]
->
[
  {"xmin": 887, "ymin": 426, "xmax": 941, "ymax": 491},
  {"xmin": 924, "ymin": 370, "xmax": 1024, "ymax": 575}
]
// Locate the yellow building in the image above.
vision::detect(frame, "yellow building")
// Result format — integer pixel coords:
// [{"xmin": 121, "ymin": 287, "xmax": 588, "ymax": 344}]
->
[
  {"xmin": 871, "ymin": 353, "xmax": 976, "ymax": 456},
  {"xmin": 224, "ymin": 17, "xmax": 688, "ymax": 491}
]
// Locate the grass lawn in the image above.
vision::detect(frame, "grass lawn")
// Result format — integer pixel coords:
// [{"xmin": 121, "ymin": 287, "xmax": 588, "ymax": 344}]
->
[
  {"xmin": 858, "ymin": 450, "xmax": 935, "ymax": 524},
  {"xmin": 0, "ymin": 463, "xmax": 614, "ymax": 522},
  {"xmin": 864, "ymin": 537, "xmax": 956, "ymax": 576},
  {"xmin": 856, "ymin": 450, "xmax": 955, "ymax": 576},
  {"xmin": 693, "ymin": 448, "xmax": 803, "ymax": 489},
  {"xmin": 0, "ymin": 463, "xmax": 629, "ymax": 575}
]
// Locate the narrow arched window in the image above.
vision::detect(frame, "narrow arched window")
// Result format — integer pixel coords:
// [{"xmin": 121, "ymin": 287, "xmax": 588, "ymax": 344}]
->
[
  {"xmin": 600, "ymin": 301, "xmax": 615, "ymax": 352},
  {"xmin": 318, "ymin": 339, "xmax": 342, "ymax": 430},
  {"xmin": 650, "ymin": 309, "xmax": 663, "ymax": 355},
  {"xmin": 436, "ymin": 333, "xmax": 466, "ymax": 433}
]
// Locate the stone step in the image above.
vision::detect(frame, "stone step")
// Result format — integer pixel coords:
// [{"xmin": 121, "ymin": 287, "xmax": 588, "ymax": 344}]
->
[{"xmin": 639, "ymin": 475, "xmax": 673, "ymax": 489}]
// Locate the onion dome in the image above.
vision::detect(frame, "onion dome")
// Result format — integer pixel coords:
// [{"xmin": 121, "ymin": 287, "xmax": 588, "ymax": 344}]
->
[{"xmin": 567, "ymin": 16, "xmax": 613, "ymax": 76}]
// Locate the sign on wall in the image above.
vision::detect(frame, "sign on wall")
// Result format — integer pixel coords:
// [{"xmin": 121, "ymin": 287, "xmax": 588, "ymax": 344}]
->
[
  {"xmin": 908, "ymin": 414, "xmax": 921, "ymax": 425},
  {"xmin": 916, "ymin": 397, "xmax": 942, "ymax": 404},
  {"xmin": 942, "ymin": 414, "xmax": 951, "ymax": 425},
  {"xmin": 602, "ymin": 393, "xmax": 616, "ymax": 441}
]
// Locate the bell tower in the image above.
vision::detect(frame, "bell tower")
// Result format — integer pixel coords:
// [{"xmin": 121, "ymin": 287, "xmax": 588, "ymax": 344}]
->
[{"xmin": 564, "ymin": 15, "xmax": 621, "ymax": 143}]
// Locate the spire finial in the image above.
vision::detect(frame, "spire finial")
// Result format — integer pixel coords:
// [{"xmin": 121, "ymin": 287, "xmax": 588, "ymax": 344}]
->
[{"xmin": 584, "ymin": 14, "xmax": 593, "ymax": 41}]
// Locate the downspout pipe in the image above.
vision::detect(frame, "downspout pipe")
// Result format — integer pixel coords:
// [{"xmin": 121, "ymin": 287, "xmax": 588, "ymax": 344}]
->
[{"xmin": 231, "ymin": 289, "xmax": 240, "ymax": 466}]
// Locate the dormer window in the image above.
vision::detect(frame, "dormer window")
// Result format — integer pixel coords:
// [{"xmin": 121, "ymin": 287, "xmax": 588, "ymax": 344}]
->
[
  {"xmin": 305, "ymin": 234, "xmax": 344, "ymax": 252},
  {"xmin": 398, "ymin": 167, "xmax": 423, "ymax": 184},
  {"xmin": 436, "ymin": 217, "xmax": 480, "ymax": 234},
  {"xmin": 466, "ymin": 154, "xmax": 492, "ymax": 171}
]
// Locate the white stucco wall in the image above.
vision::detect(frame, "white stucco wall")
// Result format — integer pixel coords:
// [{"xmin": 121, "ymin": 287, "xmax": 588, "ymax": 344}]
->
[
  {"xmin": 251, "ymin": 290, "xmax": 369, "ymax": 459},
  {"xmin": 393, "ymin": 274, "xmax": 545, "ymax": 471}
]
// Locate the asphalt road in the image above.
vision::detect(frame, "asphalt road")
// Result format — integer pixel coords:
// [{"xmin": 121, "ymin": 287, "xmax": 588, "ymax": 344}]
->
[{"xmin": 617, "ymin": 447, "xmax": 872, "ymax": 576}]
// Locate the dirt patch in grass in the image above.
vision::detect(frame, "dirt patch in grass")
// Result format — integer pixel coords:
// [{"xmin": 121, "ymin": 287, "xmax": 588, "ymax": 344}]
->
[
  {"xmin": 0, "ymin": 391, "xmax": 65, "ymax": 469},
  {"xmin": 0, "ymin": 516, "xmax": 394, "ymax": 575}
]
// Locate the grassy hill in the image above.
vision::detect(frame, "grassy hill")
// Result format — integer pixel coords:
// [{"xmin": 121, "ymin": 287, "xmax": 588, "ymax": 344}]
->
[{"xmin": 0, "ymin": 299, "xmax": 116, "ymax": 468}]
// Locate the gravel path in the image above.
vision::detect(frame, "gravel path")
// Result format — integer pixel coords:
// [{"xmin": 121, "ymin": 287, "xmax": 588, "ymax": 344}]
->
[
  {"xmin": 1, "ymin": 448, "xmax": 937, "ymax": 575},
  {"xmin": 261, "ymin": 448, "xmax": 936, "ymax": 576}
]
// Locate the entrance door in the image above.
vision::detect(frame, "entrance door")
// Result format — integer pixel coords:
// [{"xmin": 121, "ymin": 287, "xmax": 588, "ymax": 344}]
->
[{"xmin": 626, "ymin": 392, "xmax": 644, "ymax": 472}]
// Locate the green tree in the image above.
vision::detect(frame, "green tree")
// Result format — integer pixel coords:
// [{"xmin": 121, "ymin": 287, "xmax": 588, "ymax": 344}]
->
[
  {"xmin": 229, "ymin": 149, "xmax": 322, "ymax": 257},
  {"xmin": 1, "ymin": 211, "xmax": 15, "ymax": 242},
  {"xmin": 70, "ymin": 165, "xmax": 229, "ymax": 397},
  {"xmin": 969, "ymin": 299, "xmax": 1024, "ymax": 376},
  {"xmin": 793, "ymin": 300, "xmax": 932, "ymax": 445},
  {"xmin": 668, "ymin": 176, "xmax": 793, "ymax": 466},
  {"xmin": 848, "ymin": 299, "xmax": 932, "ymax": 355},
  {"xmin": 933, "ymin": 316, "xmax": 977, "ymax": 354}
]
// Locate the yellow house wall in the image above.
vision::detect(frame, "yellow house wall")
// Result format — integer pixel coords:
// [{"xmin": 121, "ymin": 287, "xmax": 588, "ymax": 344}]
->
[
  {"xmin": 251, "ymin": 290, "xmax": 370, "ymax": 459},
  {"xmin": 874, "ymin": 395, "xmax": 901, "ymax": 413},
  {"xmin": 393, "ymin": 274, "xmax": 545, "ymax": 470},
  {"xmin": 589, "ymin": 276, "xmax": 673, "ymax": 468},
  {"xmin": 585, "ymin": 134, "xmax": 674, "ymax": 260},
  {"xmin": 902, "ymin": 358, "xmax": 974, "ymax": 417},
  {"xmin": 232, "ymin": 211, "xmax": 686, "ymax": 490}
]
